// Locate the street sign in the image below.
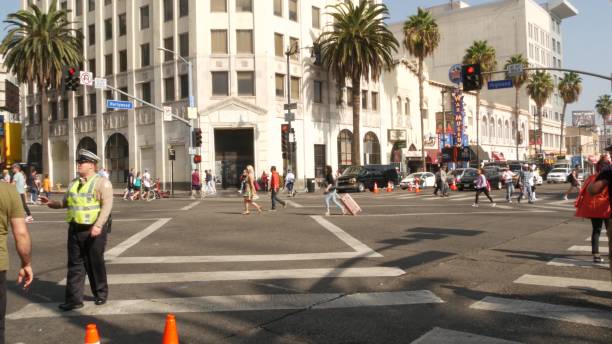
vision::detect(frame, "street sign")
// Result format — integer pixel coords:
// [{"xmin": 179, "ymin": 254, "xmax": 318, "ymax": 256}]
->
[
  {"xmin": 94, "ymin": 78, "xmax": 107, "ymax": 90},
  {"xmin": 487, "ymin": 79, "xmax": 513, "ymax": 90},
  {"xmin": 507, "ymin": 63, "xmax": 524, "ymax": 77},
  {"xmin": 188, "ymin": 147, "xmax": 196, "ymax": 155},
  {"xmin": 448, "ymin": 64, "xmax": 462, "ymax": 85},
  {"xmin": 79, "ymin": 71, "xmax": 93, "ymax": 86},
  {"xmin": 163, "ymin": 106, "xmax": 173, "ymax": 121},
  {"xmin": 106, "ymin": 100, "xmax": 134, "ymax": 110},
  {"xmin": 187, "ymin": 107, "xmax": 198, "ymax": 119},
  {"xmin": 283, "ymin": 103, "xmax": 297, "ymax": 110},
  {"xmin": 284, "ymin": 112, "xmax": 295, "ymax": 122}
]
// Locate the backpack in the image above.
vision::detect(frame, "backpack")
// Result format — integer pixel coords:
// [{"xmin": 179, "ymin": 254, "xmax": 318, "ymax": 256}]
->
[
  {"xmin": 134, "ymin": 178, "xmax": 142, "ymax": 188},
  {"xmin": 575, "ymin": 174, "xmax": 611, "ymax": 218}
]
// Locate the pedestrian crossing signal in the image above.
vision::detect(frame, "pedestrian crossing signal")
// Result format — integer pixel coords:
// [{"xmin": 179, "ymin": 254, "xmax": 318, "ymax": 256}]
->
[
  {"xmin": 281, "ymin": 124, "xmax": 289, "ymax": 159},
  {"xmin": 193, "ymin": 154, "xmax": 201, "ymax": 164}
]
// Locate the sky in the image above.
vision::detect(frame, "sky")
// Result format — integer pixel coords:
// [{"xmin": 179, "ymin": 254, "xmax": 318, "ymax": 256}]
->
[{"xmin": 0, "ymin": 0, "xmax": 609, "ymax": 124}]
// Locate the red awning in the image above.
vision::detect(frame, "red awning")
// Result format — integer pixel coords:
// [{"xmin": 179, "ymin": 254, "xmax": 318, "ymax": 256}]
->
[
  {"xmin": 425, "ymin": 149, "xmax": 439, "ymax": 164},
  {"xmin": 491, "ymin": 151, "xmax": 506, "ymax": 162}
]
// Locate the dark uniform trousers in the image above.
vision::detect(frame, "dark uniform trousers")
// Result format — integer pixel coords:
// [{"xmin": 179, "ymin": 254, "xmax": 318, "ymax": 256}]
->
[{"xmin": 65, "ymin": 222, "xmax": 108, "ymax": 303}]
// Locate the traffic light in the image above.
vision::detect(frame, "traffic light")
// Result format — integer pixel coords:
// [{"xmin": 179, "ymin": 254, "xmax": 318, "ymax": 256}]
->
[
  {"xmin": 461, "ymin": 63, "xmax": 482, "ymax": 92},
  {"xmin": 193, "ymin": 154, "xmax": 201, "ymax": 164},
  {"xmin": 192, "ymin": 128, "xmax": 202, "ymax": 147},
  {"xmin": 281, "ymin": 124, "xmax": 289, "ymax": 159},
  {"xmin": 64, "ymin": 67, "xmax": 79, "ymax": 91}
]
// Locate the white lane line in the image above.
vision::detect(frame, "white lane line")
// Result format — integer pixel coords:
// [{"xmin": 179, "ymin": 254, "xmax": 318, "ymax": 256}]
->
[
  {"xmin": 105, "ymin": 218, "xmax": 172, "ymax": 259},
  {"xmin": 108, "ymin": 251, "xmax": 382, "ymax": 265},
  {"xmin": 180, "ymin": 201, "xmax": 200, "ymax": 211},
  {"xmin": 360, "ymin": 210, "xmax": 555, "ymax": 217},
  {"xmin": 547, "ymin": 258, "xmax": 609, "ymax": 269},
  {"xmin": 411, "ymin": 327, "xmax": 522, "ymax": 344},
  {"xmin": 470, "ymin": 296, "xmax": 612, "ymax": 329},
  {"xmin": 30, "ymin": 219, "xmax": 158, "ymax": 223},
  {"xmin": 6, "ymin": 290, "xmax": 441, "ymax": 320},
  {"xmin": 495, "ymin": 204, "xmax": 514, "ymax": 210},
  {"xmin": 529, "ymin": 204, "xmax": 574, "ymax": 212},
  {"xmin": 286, "ymin": 200, "xmax": 303, "ymax": 208},
  {"xmin": 59, "ymin": 267, "xmax": 405, "ymax": 285},
  {"xmin": 568, "ymin": 245, "xmax": 609, "ymax": 254},
  {"xmin": 311, "ymin": 215, "xmax": 381, "ymax": 256},
  {"xmin": 585, "ymin": 236, "xmax": 608, "ymax": 242},
  {"xmin": 449, "ymin": 196, "xmax": 476, "ymax": 201},
  {"xmin": 548, "ymin": 199, "xmax": 574, "ymax": 205},
  {"xmin": 514, "ymin": 274, "xmax": 612, "ymax": 292}
]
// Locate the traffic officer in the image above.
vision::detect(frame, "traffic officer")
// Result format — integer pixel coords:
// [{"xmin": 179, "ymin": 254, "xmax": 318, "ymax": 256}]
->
[{"xmin": 41, "ymin": 149, "xmax": 113, "ymax": 311}]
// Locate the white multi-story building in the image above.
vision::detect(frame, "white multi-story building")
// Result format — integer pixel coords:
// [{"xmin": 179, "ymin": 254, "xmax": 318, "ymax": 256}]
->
[
  {"xmin": 20, "ymin": 0, "xmax": 522, "ymax": 188},
  {"xmin": 414, "ymin": 0, "xmax": 577, "ymax": 159}
]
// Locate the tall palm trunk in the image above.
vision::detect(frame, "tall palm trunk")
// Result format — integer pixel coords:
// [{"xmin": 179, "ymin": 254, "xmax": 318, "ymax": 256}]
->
[
  {"xmin": 475, "ymin": 91, "xmax": 480, "ymax": 166},
  {"xmin": 515, "ymin": 87, "xmax": 520, "ymax": 160},
  {"xmin": 560, "ymin": 102, "xmax": 567, "ymax": 155},
  {"xmin": 351, "ymin": 73, "xmax": 361, "ymax": 166},
  {"xmin": 40, "ymin": 84, "xmax": 51, "ymax": 179},
  {"xmin": 418, "ymin": 58, "xmax": 426, "ymax": 172},
  {"xmin": 538, "ymin": 106, "xmax": 543, "ymax": 156}
]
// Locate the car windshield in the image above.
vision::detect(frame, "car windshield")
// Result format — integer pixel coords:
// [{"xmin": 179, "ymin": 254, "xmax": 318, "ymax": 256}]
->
[
  {"xmin": 408, "ymin": 173, "xmax": 423, "ymax": 178},
  {"xmin": 450, "ymin": 170, "xmax": 463, "ymax": 176},
  {"xmin": 464, "ymin": 170, "xmax": 477, "ymax": 176},
  {"xmin": 342, "ymin": 166, "xmax": 364, "ymax": 175},
  {"xmin": 550, "ymin": 168, "xmax": 567, "ymax": 173}
]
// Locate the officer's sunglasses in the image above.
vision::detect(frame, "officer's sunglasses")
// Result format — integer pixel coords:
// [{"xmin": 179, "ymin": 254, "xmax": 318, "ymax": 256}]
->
[{"xmin": 76, "ymin": 160, "xmax": 94, "ymax": 164}]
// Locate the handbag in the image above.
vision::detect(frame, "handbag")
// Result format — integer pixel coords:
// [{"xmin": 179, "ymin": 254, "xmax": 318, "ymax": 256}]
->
[{"xmin": 575, "ymin": 174, "xmax": 611, "ymax": 218}]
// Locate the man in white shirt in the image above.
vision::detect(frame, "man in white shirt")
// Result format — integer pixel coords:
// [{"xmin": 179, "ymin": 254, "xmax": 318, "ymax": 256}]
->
[
  {"xmin": 142, "ymin": 169, "xmax": 152, "ymax": 200},
  {"xmin": 501, "ymin": 167, "xmax": 515, "ymax": 203},
  {"xmin": 285, "ymin": 169, "xmax": 295, "ymax": 197}
]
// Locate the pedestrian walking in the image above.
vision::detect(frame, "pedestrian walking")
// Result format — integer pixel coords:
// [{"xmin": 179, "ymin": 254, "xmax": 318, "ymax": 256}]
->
[
  {"xmin": 238, "ymin": 169, "xmax": 248, "ymax": 194},
  {"xmin": 242, "ymin": 165, "xmax": 262, "ymax": 215},
  {"xmin": 472, "ymin": 168, "xmax": 495, "ymax": 208},
  {"xmin": 285, "ymin": 169, "xmax": 295, "ymax": 197},
  {"xmin": 563, "ymin": 165, "xmax": 581, "ymax": 200},
  {"xmin": 191, "ymin": 169, "xmax": 202, "ymax": 199},
  {"xmin": 0, "ymin": 180, "xmax": 33, "ymax": 343},
  {"xmin": 502, "ymin": 167, "xmax": 515, "ymax": 203},
  {"xmin": 440, "ymin": 166, "xmax": 449, "ymax": 197},
  {"xmin": 42, "ymin": 174, "xmax": 51, "ymax": 199},
  {"xmin": 123, "ymin": 168, "xmax": 134, "ymax": 200},
  {"xmin": 517, "ymin": 164, "xmax": 534, "ymax": 204},
  {"xmin": 132, "ymin": 172, "xmax": 142, "ymax": 200},
  {"xmin": 587, "ymin": 145, "xmax": 612, "ymax": 279},
  {"xmin": 11, "ymin": 164, "xmax": 33, "ymax": 223},
  {"xmin": 206, "ymin": 170, "xmax": 217, "ymax": 195},
  {"xmin": 433, "ymin": 166, "xmax": 442, "ymax": 196},
  {"xmin": 261, "ymin": 170, "xmax": 269, "ymax": 192},
  {"xmin": 576, "ymin": 156, "xmax": 610, "ymax": 264},
  {"xmin": 531, "ymin": 164, "xmax": 539, "ymax": 200},
  {"xmin": 27, "ymin": 170, "xmax": 39, "ymax": 205},
  {"xmin": 269, "ymin": 166, "xmax": 286, "ymax": 211},
  {"xmin": 142, "ymin": 169, "xmax": 152, "ymax": 200},
  {"xmin": 323, "ymin": 165, "xmax": 346, "ymax": 216},
  {"xmin": 40, "ymin": 149, "xmax": 113, "ymax": 310}
]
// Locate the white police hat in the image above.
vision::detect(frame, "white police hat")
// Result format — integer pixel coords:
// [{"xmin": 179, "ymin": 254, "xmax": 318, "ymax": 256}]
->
[{"xmin": 76, "ymin": 149, "xmax": 100, "ymax": 163}]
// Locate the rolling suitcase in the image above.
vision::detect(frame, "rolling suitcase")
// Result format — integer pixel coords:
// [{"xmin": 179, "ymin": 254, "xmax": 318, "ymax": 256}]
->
[{"xmin": 339, "ymin": 193, "xmax": 362, "ymax": 215}]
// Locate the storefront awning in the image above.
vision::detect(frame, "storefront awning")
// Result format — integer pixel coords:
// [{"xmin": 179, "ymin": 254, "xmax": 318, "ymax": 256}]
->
[
  {"xmin": 467, "ymin": 145, "xmax": 490, "ymax": 161},
  {"xmin": 491, "ymin": 151, "xmax": 506, "ymax": 162},
  {"xmin": 425, "ymin": 149, "xmax": 439, "ymax": 164}
]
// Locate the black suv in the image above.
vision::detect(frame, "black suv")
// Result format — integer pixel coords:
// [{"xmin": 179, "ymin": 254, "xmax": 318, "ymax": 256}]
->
[
  {"xmin": 336, "ymin": 165, "xmax": 399, "ymax": 192},
  {"xmin": 458, "ymin": 167, "xmax": 503, "ymax": 190}
]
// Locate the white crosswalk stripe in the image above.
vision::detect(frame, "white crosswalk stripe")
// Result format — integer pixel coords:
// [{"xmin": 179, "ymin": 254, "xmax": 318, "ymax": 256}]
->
[
  {"xmin": 547, "ymin": 258, "xmax": 609, "ymax": 269},
  {"xmin": 514, "ymin": 274, "xmax": 612, "ymax": 292},
  {"xmin": 568, "ymin": 245, "xmax": 609, "ymax": 253},
  {"xmin": 585, "ymin": 236, "xmax": 608, "ymax": 242},
  {"xmin": 411, "ymin": 327, "xmax": 522, "ymax": 344}
]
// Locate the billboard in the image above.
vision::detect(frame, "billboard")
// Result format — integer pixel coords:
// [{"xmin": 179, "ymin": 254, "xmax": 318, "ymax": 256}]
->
[{"xmin": 571, "ymin": 111, "xmax": 595, "ymax": 127}]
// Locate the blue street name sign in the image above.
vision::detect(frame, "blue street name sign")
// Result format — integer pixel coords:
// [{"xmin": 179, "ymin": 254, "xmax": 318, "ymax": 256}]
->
[
  {"xmin": 106, "ymin": 100, "xmax": 134, "ymax": 110},
  {"xmin": 487, "ymin": 79, "xmax": 513, "ymax": 90}
]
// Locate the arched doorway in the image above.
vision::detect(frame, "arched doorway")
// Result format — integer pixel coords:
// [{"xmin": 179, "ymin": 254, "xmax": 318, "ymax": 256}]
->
[
  {"xmin": 337, "ymin": 129, "xmax": 352, "ymax": 170},
  {"xmin": 27, "ymin": 143, "xmax": 42, "ymax": 172},
  {"xmin": 77, "ymin": 136, "xmax": 97, "ymax": 155},
  {"xmin": 52, "ymin": 141, "xmax": 69, "ymax": 185},
  {"xmin": 105, "ymin": 133, "xmax": 129, "ymax": 184},
  {"xmin": 363, "ymin": 132, "xmax": 380, "ymax": 165}
]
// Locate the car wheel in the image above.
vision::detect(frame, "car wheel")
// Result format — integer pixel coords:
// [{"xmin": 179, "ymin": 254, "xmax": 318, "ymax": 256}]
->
[
  {"xmin": 458, "ymin": 185, "xmax": 463, "ymax": 191},
  {"xmin": 358, "ymin": 182, "xmax": 366, "ymax": 192}
]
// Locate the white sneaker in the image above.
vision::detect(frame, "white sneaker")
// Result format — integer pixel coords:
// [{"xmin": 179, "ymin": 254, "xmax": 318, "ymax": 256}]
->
[
  {"xmin": 324, "ymin": 211, "xmax": 331, "ymax": 216},
  {"xmin": 563, "ymin": 196, "xmax": 568, "ymax": 200},
  {"xmin": 490, "ymin": 203, "xmax": 496, "ymax": 207},
  {"xmin": 471, "ymin": 204, "xmax": 479, "ymax": 208},
  {"xmin": 508, "ymin": 200, "xmax": 512, "ymax": 203}
]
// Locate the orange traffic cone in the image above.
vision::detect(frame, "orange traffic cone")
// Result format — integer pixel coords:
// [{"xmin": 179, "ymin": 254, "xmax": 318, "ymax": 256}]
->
[
  {"xmin": 84, "ymin": 324, "xmax": 101, "ymax": 344},
  {"xmin": 414, "ymin": 180, "xmax": 421, "ymax": 193},
  {"xmin": 407, "ymin": 183, "xmax": 413, "ymax": 192},
  {"xmin": 450, "ymin": 182, "xmax": 458, "ymax": 191},
  {"xmin": 162, "ymin": 314, "xmax": 179, "ymax": 344},
  {"xmin": 373, "ymin": 182, "xmax": 379, "ymax": 193},
  {"xmin": 386, "ymin": 181, "xmax": 393, "ymax": 192}
]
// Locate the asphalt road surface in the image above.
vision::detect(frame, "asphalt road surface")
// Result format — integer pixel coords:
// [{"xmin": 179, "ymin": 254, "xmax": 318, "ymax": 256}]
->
[{"xmin": 5, "ymin": 183, "xmax": 611, "ymax": 343}]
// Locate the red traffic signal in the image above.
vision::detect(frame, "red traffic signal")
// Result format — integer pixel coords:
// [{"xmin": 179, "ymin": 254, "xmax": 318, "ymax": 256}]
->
[
  {"xmin": 466, "ymin": 66, "xmax": 474, "ymax": 74},
  {"xmin": 68, "ymin": 68, "xmax": 76, "ymax": 75},
  {"xmin": 281, "ymin": 124, "xmax": 289, "ymax": 133},
  {"xmin": 193, "ymin": 154, "xmax": 202, "ymax": 164}
]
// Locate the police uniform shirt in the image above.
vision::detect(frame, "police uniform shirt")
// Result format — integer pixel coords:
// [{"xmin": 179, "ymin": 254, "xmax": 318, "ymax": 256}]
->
[{"xmin": 59, "ymin": 175, "xmax": 113, "ymax": 227}]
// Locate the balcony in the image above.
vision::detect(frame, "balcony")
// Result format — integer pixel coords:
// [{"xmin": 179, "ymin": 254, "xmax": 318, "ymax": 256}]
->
[
  {"xmin": 26, "ymin": 124, "xmax": 41, "ymax": 140},
  {"xmin": 103, "ymin": 110, "xmax": 128, "ymax": 130},
  {"xmin": 74, "ymin": 116, "xmax": 96, "ymax": 133},
  {"xmin": 50, "ymin": 120, "xmax": 68, "ymax": 137}
]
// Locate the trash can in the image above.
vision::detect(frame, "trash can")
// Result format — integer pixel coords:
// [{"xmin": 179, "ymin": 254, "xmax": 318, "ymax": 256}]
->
[{"xmin": 307, "ymin": 178, "xmax": 315, "ymax": 193}]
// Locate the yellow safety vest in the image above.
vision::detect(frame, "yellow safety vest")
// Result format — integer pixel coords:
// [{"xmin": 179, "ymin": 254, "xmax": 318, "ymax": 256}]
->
[{"xmin": 66, "ymin": 175, "xmax": 101, "ymax": 225}]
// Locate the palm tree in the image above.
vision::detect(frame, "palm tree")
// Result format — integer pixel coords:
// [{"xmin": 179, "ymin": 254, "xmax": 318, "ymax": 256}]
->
[
  {"xmin": 557, "ymin": 72, "xmax": 582, "ymax": 154},
  {"xmin": 526, "ymin": 71, "xmax": 554, "ymax": 157},
  {"xmin": 0, "ymin": 0, "xmax": 82, "ymax": 178},
  {"xmin": 504, "ymin": 54, "xmax": 529, "ymax": 160},
  {"xmin": 403, "ymin": 7, "xmax": 440, "ymax": 172},
  {"xmin": 463, "ymin": 40, "xmax": 497, "ymax": 165},
  {"xmin": 596, "ymin": 94, "xmax": 612, "ymax": 149},
  {"xmin": 318, "ymin": 0, "xmax": 398, "ymax": 166}
]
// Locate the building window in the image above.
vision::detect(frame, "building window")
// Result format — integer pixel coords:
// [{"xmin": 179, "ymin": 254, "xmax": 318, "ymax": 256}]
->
[
  {"xmin": 236, "ymin": 30, "xmax": 253, "ymax": 54},
  {"xmin": 88, "ymin": 0, "xmax": 95, "ymax": 12},
  {"xmin": 290, "ymin": 77, "xmax": 300, "ymax": 100},
  {"xmin": 346, "ymin": 87, "xmax": 352, "ymax": 106},
  {"xmin": 27, "ymin": 106, "xmax": 33, "ymax": 125},
  {"xmin": 88, "ymin": 93, "xmax": 96, "ymax": 115},
  {"xmin": 61, "ymin": 1, "xmax": 68, "ymax": 9},
  {"xmin": 119, "ymin": 87, "xmax": 128, "ymax": 101},
  {"xmin": 405, "ymin": 98, "xmax": 410, "ymax": 116},
  {"xmin": 141, "ymin": 82, "xmax": 151, "ymax": 103},
  {"xmin": 75, "ymin": 0, "xmax": 82, "ymax": 15},
  {"xmin": 212, "ymin": 72, "xmax": 229, "ymax": 96},
  {"xmin": 88, "ymin": 58, "xmax": 96, "ymax": 76},
  {"xmin": 363, "ymin": 132, "xmax": 381, "ymax": 164},
  {"xmin": 140, "ymin": 6, "xmax": 150, "ymax": 29},
  {"xmin": 312, "ymin": 7, "xmax": 320, "ymax": 29},
  {"xmin": 274, "ymin": 33, "xmax": 284, "ymax": 57},
  {"xmin": 361, "ymin": 90, "xmax": 367, "ymax": 109},
  {"xmin": 557, "ymin": 41, "xmax": 561, "ymax": 53},
  {"xmin": 179, "ymin": 33, "xmax": 189, "ymax": 57},
  {"xmin": 36, "ymin": 105, "xmax": 42, "ymax": 123},
  {"xmin": 119, "ymin": 50, "xmax": 127, "ymax": 72},
  {"xmin": 396, "ymin": 97, "xmax": 402, "ymax": 115},
  {"xmin": 164, "ymin": 0, "xmax": 173, "ymax": 22},
  {"xmin": 236, "ymin": 0, "xmax": 252, "ymax": 12},
  {"xmin": 77, "ymin": 96, "xmax": 84, "ymax": 117},
  {"xmin": 289, "ymin": 37, "xmax": 299, "ymax": 60},
  {"xmin": 164, "ymin": 37, "xmax": 174, "ymax": 61},
  {"xmin": 62, "ymin": 99, "xmax": 69, "ymax": 119},
  {"xmin": 289, "ymin": 0, "xmax": 298, "ymax": 21},
  {"xmin": 211, "ymin": 0, "xmax": 227, "ymax": 12},
  {"xmin": 104, "ymin": 18, "xmax": 112, "ymax": 40},
  {"xmin": 180, "ymin": 74, "xmax": 189, "ymax": 99},
  {"xmin": 211, "ymin": 30, "xmax": 228, "ymax": 54},
  {"xmin": 105, "ymin": 0, "xmax": 112, "ymax": 5},
  {"xmin": 141, "ymin": 43, "xmax": 150, "ymax": 67},
  {"xmin": 237, "ymin": 72, "xmax": 255, "ymax": 96},
  {"xmin": 88, "ymin": 24, "xmax": 95, "ymax": 46},
  {"xmin": 273, "ymin": 0, "xmax": 282, "ymax": 16},
  {"xmin": 105, "ymin": 54, "xmax": 112, "ymax": 75},
  {"xmin": 337, "ymin": 129, "xmax": 352, "ymax": 167},
  {"xmin": 371, "ymin": 92, "xmax": 378, "ymax": 111},
  {"xmin": 179, "ymin": 0, "xmax": 189, "ymax": 17},
  {"xmin": 275, "ymin": 74, "xmax": 284, "ymax": 97},
  {"xmin": 164, "ymin": 77, "xmax": 175, "ymax": 102},
  {"xmin": 313, "ymin": 80, "xmax": 323, "ymax": 103},
  {"xmin": 115, "ymin": 13, "xmax": 126, "ymax": 37},
  {"xmin": 50, "ymin": 101, "xmax": 58, "ymax": 121},
  {"xmin": 314, "ymin": 144, "xmax": 326, "ymax": 178}
]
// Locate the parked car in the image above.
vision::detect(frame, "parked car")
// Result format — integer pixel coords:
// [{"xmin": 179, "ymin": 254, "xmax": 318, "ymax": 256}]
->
[
  {"xmin": 448, "ymin": 168, "xmax": 467, "ymax": 185},
  {"xmin": 336, "ymin": 165, "xmax": 399, "ymax": 192},
  {"xmin": 399, "ymin": 172, "xmax": 436, "ymax": 189},
  {"xmin": 458, "ymin": 167, "xmax": 503, "ymax": 190},
  {"xmin": 547, "ymin": 168, "xmax": 570, "ymax": 183}
]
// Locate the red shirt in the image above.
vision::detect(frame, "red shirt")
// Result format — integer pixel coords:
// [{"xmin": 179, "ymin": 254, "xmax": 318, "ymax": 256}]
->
[
  {"xmin": 271, "ymin": 172, "xmax": 280, "ymax": 189},
  {"xmin": 191, "ymin": 172, "xmax": 200, "ymax": 185}
]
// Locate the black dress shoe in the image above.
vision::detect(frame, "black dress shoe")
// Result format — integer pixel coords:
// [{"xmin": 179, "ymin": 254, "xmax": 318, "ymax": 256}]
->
[
  {"xmin": 94, "ymin": 298, "xmax": 107, "ymax": 305},
  {"xmin": 58, "ymin": 302, "xmax": 84, "ymax": 311}
]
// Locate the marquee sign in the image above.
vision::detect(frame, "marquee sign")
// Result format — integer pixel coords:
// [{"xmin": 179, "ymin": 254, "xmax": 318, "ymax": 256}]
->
[{"xmin": 451, "ymin": 90, "xmax": 466, "ymax": 147}]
